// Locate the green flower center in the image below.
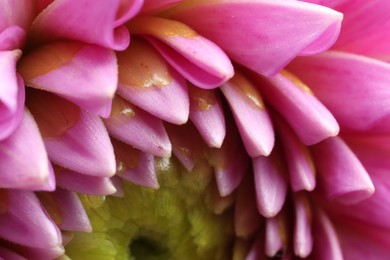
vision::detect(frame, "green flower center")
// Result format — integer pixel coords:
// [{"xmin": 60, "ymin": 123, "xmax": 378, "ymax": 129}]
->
[{"xmin": 65, "ymin": 158, "xmax": 234, "ymax": 259}]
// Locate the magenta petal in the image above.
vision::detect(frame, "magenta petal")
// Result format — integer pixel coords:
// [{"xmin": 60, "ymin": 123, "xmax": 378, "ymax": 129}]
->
[
  {"xmin": 21, "ymin": 246, "xmax": 64, "ymax": 260},
  {"xmin": 311, "ymin": 136, "xmax": 374, "ymax": 204},
  {"xmin": 0, "ymin": 110, "xmax": 53, "ymax": 190},
  {"xmin": 44, "ymin": 111, "xmax": 116, "ymax": 177},
  {"xmin": 288, "ymin": 51, "xmax": 390, "ymax": 132},
  {"xmin": 221, "ymin": 73, "xmax": 274, "ymax": 157},
  {"xmin": 293, "ymin": 193, "xmax": 313, "ymax": 258},
  {"xmin": 253, "ymin": 154, "xmax": 288, "ymax": 218},
  {"xmin": 0, "ymin": 51, "xmax": 25, "ymax": 140},
  {"xmin": 255, "ymin": 72, "xmax": 339, "ymax": 145},
  {"xmin": 311, "ymin": 209, "xmax": 343, "ymax": 260},
  {"xmin": 265, "ymin": 217, "xmax": 283, "ymax": 257},
  {"xmin": 30, "ymin": 0, "xmax": 143, "ymax": 50},
  {"xmin": 104, "ymin": 98, "xmax": 171, "ymax": 158},
  {"xmin": 56, "ymin": 168, "xmax": 117, "ymax": 195},
  {"xmin": 0, "ymin": 26, "xmax": 26, "ymax": 50},
  {"xmin": 274, "ymin": 114, "xmax": 316, "ymax": 192},
  {"xmin": 19, "ymin": 41, "xmax": 118, "ymax": 118},
  {"xmin": 0, "ymin": 190, "xmax": 62, "ymax": 249},
  {"xmin": 168, "ymin": 0, "xmax": 342, "ymax": 76},
  {"xmin": 0, "ymin": 247, "xmax": 26, "ymax": 260},
  {"xmin": 51, "ymin": 188, "xmax": 92, "ymax": 232},
  {"xmin": 189, "ymin": 87, "xmax": 226, "ymax": 148}
]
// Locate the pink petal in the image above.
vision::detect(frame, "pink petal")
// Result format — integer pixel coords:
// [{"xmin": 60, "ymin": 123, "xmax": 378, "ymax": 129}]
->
[
  {"xmin": 129, "ymin": 17, "xmax": 234, "ymax": 88},
  {"xmin": 0, "ymin": 25, "xmax": 26, "ymax": 50},
  {"xmin": 265, "ymin": 216, "xmax": 284, "ymax": 257},
  {"xmin": 189, "ymin": 85, "xmax": 226, "ymax": 148},
  {"xmin": 110, "ymin": 176, "xmax": 125, "ymax": 197},
  {"xmin": 293, "ymin": 193, "xmax": 313, "ymax": 258},
  {"xmin": 140, "ymin": 0, "xmax": 182, "ymax": 14},
  {"xmin": 288, "ymin": 51, "xmax": 390, "ymax": 132},
  {"xmin": 167, "ymin": 0, "xmax": 342, "ymax": 76},
  {"xmin": 0, "ymin": 0, "xmax": 35, "ymax": 32},
  {"xmin": 331, "ymin": 0, "xmax": 390, "ymax": 62},
  {"xmin": 234, "ymin": 174, "xmax": 263, "ymax": 238},
  {"xmin": 0, "ymin": 247, "xmax": 26, "ymax": 260},
  {"xmin": 18, "ymin": 41, "xmax": 118, "ymax": 117},
  {"xmin": 274, "ymin": 113, "xmax": 316, "ymax": 192},
  {"xmin": 311, "ymin": 209, "xmax": 343, "ymax": 260},
  {"xmin": 221, "ymin": 73, "xmax": 274, "ymax": 157},
  {"xmin": 104, "ymin": 96, "xmax": 171, "ymax": 158},
  {"xmin": 0, "ymin": 190, "xmax": 62, "ymax": 249},
  {"xmin": 253, "ymin": 153, "xmax": 288, "ymax": 218},
  {"xmin": 311, "ymin": 136, "xmax": 374, "ymax": 204},
  {"xmin": 113, "ymin": 139, "xmax": 159, "ymax": 189},
  {"xmin": 44, "ymin": 111, "xmax": 116, "ymax": 177},
  {"xmin": 117, "ymin": 38, "xmax": 189, "ymax": 124},
  {"xmin": 55, "ymin": 167, "xmax": 117, "ymax": 195},
  {"xmin": 29, "ymin": 0, "xmax": 143, "ymax": 50},
  {"xmin": 0, "ymin": 50, "xmax": 24, "ymax": 140},
  {"xmin": 253, "ymin": 71, "xmax": 339, "ymax": 145},
  {"xmin": 0, "ymin": 110, "xmax": 53, "ymax": 190},
  {"xmin": 21, "ymin": 246, "xmax": 65, "ymax": 260}
]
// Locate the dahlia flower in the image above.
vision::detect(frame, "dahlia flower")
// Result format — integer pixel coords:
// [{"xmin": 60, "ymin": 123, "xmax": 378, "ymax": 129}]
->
[{"xmin": 0, "ymin": 0, "xmax": 389, "ymax": 259}]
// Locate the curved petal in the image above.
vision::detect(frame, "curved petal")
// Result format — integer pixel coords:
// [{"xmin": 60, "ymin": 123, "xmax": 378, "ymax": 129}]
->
[
  {"xmin": 0, "ymin": 247, "xmax": 26, "ymax": 260},
  {"xmin": 0, "ymin": 110, "xmax": 52, "ymax": 190},
  {"xmin": 117, "ymin": 38, "xmax": 189, "ymax": 124},
  {"xmin": 221, "ymin": 73, "xmax": 274, "ymax": 157},
  {"xmin": 18, "ymin": 41, "xmax": 118, "ymax": 117},
  {"xmin": 0, "ymin": 50, "xmax": 24, "ymax": 140},
  {"xmin": 167, "ymin": 0, "xmax": 342, "ymax": 76},
  {"xmin": 129, "ymin": 17, "xmax": 234, "ymax": 88},
  {"xmin": 44, "ymin": 111, "xmax": 116, "ymax": 177},
  {"xmin": 0, "ymin": 0, "xmax": 35, "ymax": 32},
  {"xmin": 0, "ymin": 26, "xmax": 26, "ymax": 50},
  {"xmin": 29, "ymin": 0, "xmax": 143, "ymax": 50},
  {"xmin": 293, "ymin": 193, "xmax": 313, "ymax": 258},
  {"xmin": 288, "ymin": 51, "xmax": 390, "ymax": 132},
  {"xmin": 104, "ymin": 96, "xmax": 171, "ymax": 158}
]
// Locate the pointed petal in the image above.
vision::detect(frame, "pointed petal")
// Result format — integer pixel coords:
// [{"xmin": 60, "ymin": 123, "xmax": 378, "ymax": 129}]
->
[
  {"xmin": 288, "ymin": 51, "xmax": 390, "ymax": 132},
  {"xmin": 293, "ymin": 193, "xmax": 313, "ymax": 258},
  {"xmin": 104, "ymin": 96, "xmax": 171, "ymax": 158},
  {"xmin": 110, "ymin": 176, "xmax": 125, "ymax": 197},
  {"xmin": 265, "ymin": 217, "xmax": 284, "ymax": 257},
  {"xmin": 253, "ymin": 153, "xmax": 288, "ymax": 218},
  {"xmin": 129, "ymin": 16, "xmax": 234, "ymax": 88},
  {"xmin": 117, "ymin": 38, "xmax": 189, "ymax": 124},
  {"xmin": 21, "ymin": 246, "xmax": 65, "ymax": 260},
  {"xmin": 311, "ymin": 136, "xmax": 374, "ymax": 204},
  {"xmin": 0, "ymin": 110, "xmax": 52, "ymax": 190},
  {"xmin": 189, "ymin": 85, "xmax": 226, "ymax": 148},
  {"xmin": 221, "ymin": 73, "xmax": 274, "ymax": 157},
  {"xmin": 0, "ymin": 51, "xmax": 24, "ymax": 140},
  {"xmin": 55, "ymin": 167, "xmax": 117, "ymax": 195},
  {"xmin": 0, "ymin": 190, "xmax": 62, "ymax": 249},
  {"xmin": 18, "ymin": 41, "xmax": 117, "ymax": 117},
  {"xmin": 254, "ymin": 71, "xmax": 339, "ymax": 145},
  {"xmin": 113, "ymin": 139, "xmax": 159, "ymax": 189},
  {"xmin": 274, "ymin": 113, "xmax": 316, "ymax": 192},
  {"xmin": 29, "ymin": 0, "xmax": 143, "ymax": 50},
  {"xmin": 167, "ymin": 0, "xmax": 342, "ymax": 76},
  {"xmin": 44, "ymin": 111, "xmax": 116, "ymax": 177}
]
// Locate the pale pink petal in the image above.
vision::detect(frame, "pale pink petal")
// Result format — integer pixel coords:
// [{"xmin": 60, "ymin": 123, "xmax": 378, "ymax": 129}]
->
[
  {"xmin": 265, "ymin": 217, "xmax": 284, "ymax": 257},
  {"xmin": 311, "ymin": 209, "xmax": 343, "ymax": 260},
  {"xmin": 274, "ymin": 113, "xmax": 316, "ymax": 192},
  {"xmin": 0, "ymin": 50, "xmax": 24, "ymax": 140},
  {"xmin": 140, "ymin": 0, "xmax": 182, "ymax": 14},
  {"xmin": 18, "ymin": 41, "xmax": 118, "ymax": 118},
  {"xmin": 221, "ymin": 73, "xmax": 274, "ymax": 157},
  {"xmin": 113, "ymin": 139, "xmax": 159, "ymax": 189},
  {"xmin": 0, "ymin": 0, "xmax": 35, "ymax": 31},
  {"xmin": 29, "ymin": 0, "xmax": 143, "ymax": 50},
  {"xmin": 50, "ymin": 188, "xmax": 92, "ymax": 232},
  {"xmin": 0, "ymin": 190, "xmax": 62, "ymax": 249},
  {"xmin": 0, "ymin": 247, "xmax": 26, "ymax": 260},
  {"xmin": 55, "ymin": 168, "xmax": 117, "ymax": 195},
  {"xmin": 129, "ymin": 17, "xmax": 234, "ymax": 88},
  {"xmin": 311, "ymin": 136, "xmax": 374, "ymax": 204},
  {"xmin": 253, "ymin": 153, "xmax": 288, "ymax": 218},
  {"xmin": 21, "ymin": 246, "xmax": 64, "ymax": 260},
  {"xmin": 0, "ymin": 110, "xmax": 52, "ymax": 190},
  {"xmin": 110, "ymin": 176, "xmax": 125, "ymax": 197},
  {"xmin": 168, "ymin": 0, "xmax": 342, "ymax": 76},
  {"xmin": 117, "ymin": 38, "xmax": 189, "ymax": 124},
  {"xmin": 288, "ymin": 51, "xmax": 390, "ymax": 132},
  {"xmin": 44, "ymin": 111, "xmax": 116, "ymax": 177},
  {"xmin": 211, "ymin": 123, "xmax": 249, "ymax": 196},
  {"xmin": 104, "ymin": 96, "xmax": 171, "ymax": 158},
  {"xmin": 0, "ymin": 25, "xmax": 26, "ymax": 50},
  {"xmin": 189, "ymin": 86, "xmax": 226, "ymax": 148},
  {"xmin": 235, "ymin": 175, "xmax": 262, "ymax": 238},
  {"xmin": 293, "ymin": 193, "xmax": 313, "ymax": 258},
  {"xmin": 330, "ymin": 0, "xmax": 390, "ymax": 61}
]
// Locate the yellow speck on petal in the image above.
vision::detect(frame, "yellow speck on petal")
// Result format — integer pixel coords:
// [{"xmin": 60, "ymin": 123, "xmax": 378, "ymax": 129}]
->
[
  {"xmin": 281, "ymin": 70, "xmax": 313, "ymax": 94},
  {"xmin": 229, "ymin": 73, "xmax": 265, "ymax": 109},
  {"xmin": 189, "ymin": 84, "xmax": 217, "ymax": 111}
]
